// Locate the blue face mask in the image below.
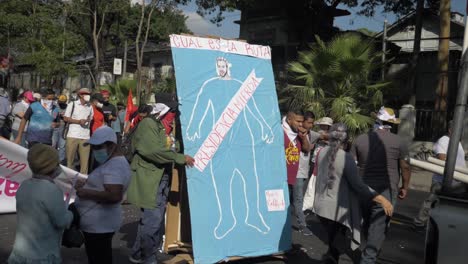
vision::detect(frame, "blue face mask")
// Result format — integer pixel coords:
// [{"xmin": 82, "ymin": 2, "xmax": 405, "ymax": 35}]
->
[{"xmin": 93, "ymin": 149, "xmax": 109, "ymax": 164}]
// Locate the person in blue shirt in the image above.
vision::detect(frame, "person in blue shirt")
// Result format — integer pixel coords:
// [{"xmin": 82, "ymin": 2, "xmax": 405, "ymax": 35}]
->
[{"xmin": 14, "ymin": 89, "xmax": 60, "ymax": 148}]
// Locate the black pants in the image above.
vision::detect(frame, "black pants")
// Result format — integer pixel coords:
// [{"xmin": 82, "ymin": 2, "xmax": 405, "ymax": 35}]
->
[
  {"xmin": 83, "ymin": 231, "xmax": 115, "ymax": 264},
  {"xmin": 319, "ymin": 216, "xmax": 342, "ymax": 261}
]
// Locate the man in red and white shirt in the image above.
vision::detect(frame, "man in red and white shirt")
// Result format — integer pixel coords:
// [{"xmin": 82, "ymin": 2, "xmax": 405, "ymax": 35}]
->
[{"xmin": 282, "ymin": 109, "xmax": 310, "ymax": 233}]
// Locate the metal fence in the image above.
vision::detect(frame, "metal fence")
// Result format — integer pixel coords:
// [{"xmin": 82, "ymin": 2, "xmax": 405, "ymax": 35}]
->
[{"xmin": 414, "ymin": 109, "xmax": 448, "ymax": 141}]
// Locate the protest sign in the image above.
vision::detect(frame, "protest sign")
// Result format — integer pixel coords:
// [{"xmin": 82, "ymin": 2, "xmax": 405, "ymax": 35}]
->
[
  {"xmin": 170, "ymin": 34, "xmax": 291, "ymax": 264},
  {"xmin": 0, "ymin": 139, "xmax": 86, "ymax": 213}
]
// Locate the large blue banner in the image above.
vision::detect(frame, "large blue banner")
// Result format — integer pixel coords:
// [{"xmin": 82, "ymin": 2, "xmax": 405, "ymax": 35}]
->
[{"xmin": 170, "ymin": 34, "xmax": 291, "ymax": 264}]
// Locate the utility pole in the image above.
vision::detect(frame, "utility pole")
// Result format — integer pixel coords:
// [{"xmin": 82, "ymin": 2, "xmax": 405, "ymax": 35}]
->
[
  {"xmin": 123, "ymin": 39, "xmax": 128, "ymax": 77},
  {"xmin": 442, "ymin": 0, "xmax": 468, "ymax": 192},
  {"xmin": 382, "ymin": 20, "xmax": 388, "ymax": 80},
  {"xmin": 408, "ymin": 0, "xmax": 424, "ymax": 106}
]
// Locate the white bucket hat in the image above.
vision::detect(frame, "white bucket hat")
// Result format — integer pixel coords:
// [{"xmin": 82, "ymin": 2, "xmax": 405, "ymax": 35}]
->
[
  {"xmin": 315, "ymin": 117, "xmax": 333, "ymax": 126},
  {"xmin": 376, "ymin": 106, "xmax": 400, "ymax": 124}
]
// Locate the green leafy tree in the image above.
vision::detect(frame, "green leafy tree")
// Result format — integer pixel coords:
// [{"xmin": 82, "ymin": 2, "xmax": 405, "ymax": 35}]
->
[
  {"xmin": 285, "ymin": 33, "xmax": 391, "ymax": 135},
  {"xmin": 0, "ymin": 0, "xmax": 86, "ymax": 83}
]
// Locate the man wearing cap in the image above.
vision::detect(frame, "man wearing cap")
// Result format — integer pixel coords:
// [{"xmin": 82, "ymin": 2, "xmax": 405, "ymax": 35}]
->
[
  {"xmin": 351, "ymin": 106, "xmax": 411, "ymax": 264},
  {"xmin": 15, "ymin": 89, "xmax": 60, "ymax": 148},
  {"xmin": 100, "ymin": 90, "xmax": 117, "ymax": 127},
  {"xmin": 63, "ymin": 88, "xmax": 94, "ymax": 174},
  {"xmin": 311, "ymin": 117, "xmax": 333, "ymax": 170},
  {"xmin": 11, "ymin": 91, "xmax": 34, "ymax": 147},
  {"xmin": 127, "ymin": 107, "xmax": 195, "ymax": 264}
]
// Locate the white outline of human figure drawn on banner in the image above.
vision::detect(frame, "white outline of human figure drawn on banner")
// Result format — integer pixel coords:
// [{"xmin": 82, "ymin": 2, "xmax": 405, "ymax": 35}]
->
[{"xmin": 186, "ymin": 57, "xmax": 274, "ymax": 239}]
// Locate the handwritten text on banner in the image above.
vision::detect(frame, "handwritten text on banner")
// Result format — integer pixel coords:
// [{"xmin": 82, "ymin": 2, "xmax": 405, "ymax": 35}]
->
[
  {"xmin": 170, "ymin": 34, "xmax": 272, "ymax": 60},
  {"xmin": 193, "ymin": 70, "xmax": 263, "ymax": 172}
]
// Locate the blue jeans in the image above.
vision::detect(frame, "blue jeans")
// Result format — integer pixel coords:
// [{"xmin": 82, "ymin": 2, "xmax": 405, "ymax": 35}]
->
[
  {"xmin": 293, "ymin": 178, "xmax": 308, "ymax": 227},
  {"xmin": 360, "ymin": 189, "xmax": 397, "ymax": 264},
  {"xmin": 131, "ymin": 174, "xmax": 170, "ymax": 263},
  {"xmin": 51, "ymin": 127, "xmax": 66, "ymax": 162}
]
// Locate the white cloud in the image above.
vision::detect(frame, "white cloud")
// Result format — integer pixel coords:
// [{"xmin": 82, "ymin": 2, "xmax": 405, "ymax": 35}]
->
[{"xmin": 185, "ymin": 12, "xmax": 217, "ymax": 36}]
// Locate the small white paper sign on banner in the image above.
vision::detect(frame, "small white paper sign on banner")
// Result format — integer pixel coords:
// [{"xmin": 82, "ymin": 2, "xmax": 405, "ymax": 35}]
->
[{"xmin": 265, "ymin": 189, "xmax": 286, "ymax": 211}]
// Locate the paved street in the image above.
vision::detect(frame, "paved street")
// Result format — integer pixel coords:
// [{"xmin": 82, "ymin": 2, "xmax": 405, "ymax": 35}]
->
[{"xmin": 0, "ymin": 188, "xmax": 428, "ymax": 264}]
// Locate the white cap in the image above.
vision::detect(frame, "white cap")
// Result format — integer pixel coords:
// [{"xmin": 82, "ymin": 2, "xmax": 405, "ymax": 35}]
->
[
  {"xmin": 85, "ymin": 126, "xmax": 117, "ymax": 146},
  {"xmin": 315, "ymin": 117, "xmax": 333, "ymax": 126}
]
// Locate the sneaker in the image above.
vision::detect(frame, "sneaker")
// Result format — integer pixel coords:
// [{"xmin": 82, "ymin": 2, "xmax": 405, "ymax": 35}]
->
[{"xmin": 299, "ymin": 227, "xmax": 313, "ymax": 236}]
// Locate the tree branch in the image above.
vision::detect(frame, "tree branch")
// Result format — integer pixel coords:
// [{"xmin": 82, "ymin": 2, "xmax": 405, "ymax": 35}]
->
[{"xmin": 97, "ymin": 5, "xmax": 107, "ymax": 38}]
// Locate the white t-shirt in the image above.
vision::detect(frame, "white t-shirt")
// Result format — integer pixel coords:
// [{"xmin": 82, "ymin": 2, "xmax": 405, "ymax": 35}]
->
[
  {"xmin": 12, "ymin": 101, "xmax": 29, "ymax": 131},
  {"xmin": 433, "ymin": 135, "xmax": 466, "ymax": 183},
  {"xmin": 296, "ymin": 131, "xmax": 321, "ymax": 179},
  {"xmin": 76, "ymin": 156, "xmax": 131, "ymax": 233},
  {"xmin": 64, "ymin": 100, "xmax": 93, "ymax": 140}
]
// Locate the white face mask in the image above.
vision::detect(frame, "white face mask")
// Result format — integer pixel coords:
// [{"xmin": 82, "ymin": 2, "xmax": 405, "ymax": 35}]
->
[
  {"xmin": 96, "ymin": 102, "xmax": 103, "ymax": 109},
  {"xmin": 83, "ymin": 95, "xmax": 91, "ymax": 102},
  {"xmin": 42, "ymin": 99, "xmax": 53, "ymax": 110}
]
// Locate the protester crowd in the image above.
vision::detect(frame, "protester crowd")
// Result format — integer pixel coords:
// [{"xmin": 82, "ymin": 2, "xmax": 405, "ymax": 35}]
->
[
  {"xmin": 282, "ymin": 107, "xmax": 411, "ymax": 264},
  {"xmin": 4, "ymin": 85, "xmax": 460, "ymax": 264}
]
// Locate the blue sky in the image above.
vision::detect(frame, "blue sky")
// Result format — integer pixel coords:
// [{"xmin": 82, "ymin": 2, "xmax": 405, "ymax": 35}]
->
[{"xmin": 180, "ymin": 1, "xmax": 467, "ymax": 38}]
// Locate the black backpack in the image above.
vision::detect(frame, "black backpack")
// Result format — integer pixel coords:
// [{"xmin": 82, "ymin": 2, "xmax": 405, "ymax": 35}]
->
[{"xmin": 0, "ymin": 106, "xmax": 14, "ymax": 139}]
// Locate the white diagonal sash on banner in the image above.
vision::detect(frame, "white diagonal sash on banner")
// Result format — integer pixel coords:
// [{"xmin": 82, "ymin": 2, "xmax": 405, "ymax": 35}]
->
[{"xmin": 193, "ymin": 70, "xmax": 263, "ymax": 172}]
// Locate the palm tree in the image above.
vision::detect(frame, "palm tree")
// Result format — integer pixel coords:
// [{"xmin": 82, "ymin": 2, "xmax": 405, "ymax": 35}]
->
[{"xmin": 284, "ymin": 33, "xmax": 391, "ymax": 135}]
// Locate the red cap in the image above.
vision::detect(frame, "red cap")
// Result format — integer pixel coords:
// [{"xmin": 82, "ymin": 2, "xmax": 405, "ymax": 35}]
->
[{"xmin": 100, "ymin": 90, "xmax": 110, "ymax": 96}]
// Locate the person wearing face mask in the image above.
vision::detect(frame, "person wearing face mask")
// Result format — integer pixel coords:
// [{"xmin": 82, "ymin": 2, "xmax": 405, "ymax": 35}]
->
[
  {"xmin": 74, "ymin": 126, "xmax": 131, "ymax": 264},
  {"xmin": 14, "ymin": 89, "xmax": 60, "ymax": 148},
  {"xmin": 100, "ymin": 90, "xmax": 117, "ymax": 127},
  {"xmin": 51, "ymin": 95, "xmax": 68, "ymax": 164},
  {"xmin": 63, "ymin": 88, "xmax": 94, "ymax": 175},
  {"xmin": 8, "ymin": 144, "xmax": 74, "ymax": 264},
  {"xmin": 90, "ymin": 93, "xmax": 106, "ymax": 135},
  {"xmin": 11, "ymin": 91, "xmax": 34, "ymax": 147}
]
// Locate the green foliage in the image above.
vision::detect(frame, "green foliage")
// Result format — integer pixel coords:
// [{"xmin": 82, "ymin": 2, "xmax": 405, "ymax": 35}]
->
[
  {"xmin": 100, "ymin": 78, "xmax": 137, "ymax": 104},
  {"xmin": 119, "ymin": 4, "xmax": 191, "ymax": 43},
  {"xmin": 0, "ymin": 0, "xmax": 86, "ymax": 80},
  {"xmin": 286, "ymin": 33, "xmax": 392, "ymax": 136},
  {"xmin": 153, "ymin": 77, "xmax": 176, "ymax": 94}
]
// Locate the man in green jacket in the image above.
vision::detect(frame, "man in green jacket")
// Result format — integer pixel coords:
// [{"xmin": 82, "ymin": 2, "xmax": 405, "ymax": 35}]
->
[{"xmin": 127, "ymin": 109, "xmax": 194, "ymax": 264}]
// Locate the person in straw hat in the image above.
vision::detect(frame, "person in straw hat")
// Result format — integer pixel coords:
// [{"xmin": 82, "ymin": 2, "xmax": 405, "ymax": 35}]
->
[{"xmin": 350, "ymin": 106, "xmax": 411, "ymax": 264}]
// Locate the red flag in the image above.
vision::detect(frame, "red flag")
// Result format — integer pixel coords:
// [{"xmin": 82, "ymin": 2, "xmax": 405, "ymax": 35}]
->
[{"xmin": 125, "ymin": 89, "xmax": 136, "ymax": 122}]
